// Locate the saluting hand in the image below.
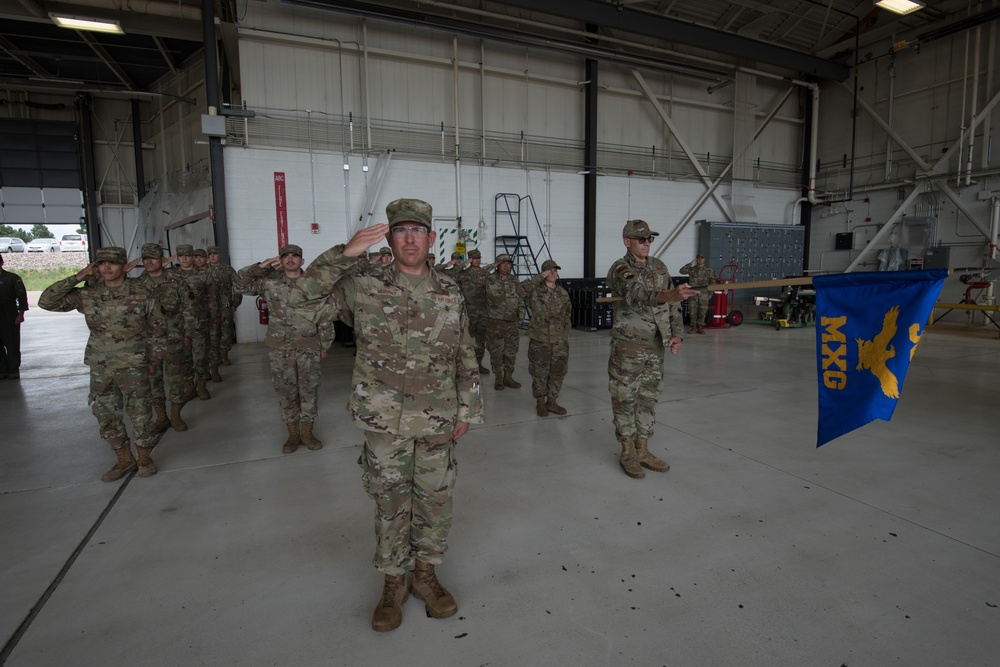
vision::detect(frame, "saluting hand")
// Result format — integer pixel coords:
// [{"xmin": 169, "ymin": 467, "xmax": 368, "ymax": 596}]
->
[
  {"xmin": 344, "ymin": 224, "xmax": 389, "ymax": 258},
  {"xmin": 125, "ymin": 258, "xmax": 140, "ymax": 273},
  {"xmin": 75, "ymin": 263, "xmax": 97, "ymax": 283}
]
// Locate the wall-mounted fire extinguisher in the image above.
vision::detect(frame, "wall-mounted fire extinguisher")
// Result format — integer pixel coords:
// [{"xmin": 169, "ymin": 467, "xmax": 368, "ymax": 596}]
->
[{"xmin": 256, "ymin": 296, "xmax": 269, "ymax": 325}]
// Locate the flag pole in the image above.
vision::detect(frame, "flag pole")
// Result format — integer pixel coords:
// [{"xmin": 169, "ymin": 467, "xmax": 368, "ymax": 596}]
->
[{"xmin": 595, "ymin": 276, "xmax": 814, "ymax": 303}]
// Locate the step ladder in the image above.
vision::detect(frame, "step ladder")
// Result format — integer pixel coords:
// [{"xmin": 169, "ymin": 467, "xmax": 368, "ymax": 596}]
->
[{"xmin": 494, "ymin": 193, "xmax": 551, "ymax": 329}]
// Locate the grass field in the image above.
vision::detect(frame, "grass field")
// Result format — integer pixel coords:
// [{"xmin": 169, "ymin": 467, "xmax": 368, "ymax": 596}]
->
[{"xmin": 18, "ymin": 267, "xmax": 86, "ymax": 291}]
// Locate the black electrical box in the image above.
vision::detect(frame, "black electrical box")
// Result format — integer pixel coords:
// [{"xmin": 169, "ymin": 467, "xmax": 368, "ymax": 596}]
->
[{"xmin": 835, "ymin": 233, "xmax": 854, "ymax": 250}]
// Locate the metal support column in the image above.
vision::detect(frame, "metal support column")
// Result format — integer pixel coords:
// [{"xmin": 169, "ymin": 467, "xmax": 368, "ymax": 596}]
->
[
  {"xmin": 583, "ymin": 55, "xmax": 598, "ymax": 279},
  {"xmin": 76, "ymin": 93, "xmax": 101, "ymax": 258},
  {"xmin": 203, "ymin": 0, "xmax": 230, "ymax": 264},
  {"xmin": 131, "ymin": 98, "xmax": 145, "ymax": 202}
]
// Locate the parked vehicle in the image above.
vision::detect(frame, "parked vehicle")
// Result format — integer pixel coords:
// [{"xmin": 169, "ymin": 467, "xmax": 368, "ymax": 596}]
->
[
  {"xmin": 27, "ymin": 237, "xmax": 61, "ymax": 252},
  {"xmin": 59, "ymin": 234, "xmax": 87, "ymax": 251},
  {"xmin": 0, "ymin": 237, "xmax": 26, "ymax": 253}
]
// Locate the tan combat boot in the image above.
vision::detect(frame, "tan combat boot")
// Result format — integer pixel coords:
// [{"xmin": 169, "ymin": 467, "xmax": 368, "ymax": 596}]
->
[
  {"xmin": 152, "ymin": 401, "xmax": 170, "ymax": 434},
  {"xmin": 210, "ymin": 364, "xmax": 222, "ymax": 383},
  {"xmin": 221, "ymin": 349, "xmax": 232, "ymax": 366},
  {"xmin": 196, "ymin": 378, "xmax": 211, "ymax": 400},
  {"xmin": 136, "ymin": 446, "xmax": 157, "ymax": 477},
  {"xmin": 536, "ymin": 397, "xmax": 548, "ymax": 417},
  {"xmin": 300, "ymin": 420, "xmax": 323, "ymax": 450},
  {"xmin": 101, "ymin": 439, "xmax": 137, "ymax": 482},
  {"xmin": 170, "ymin": 402, "xmax": 188, "ymax": 431},
  {"xmin": 282, "ymin": 421, "xmax": 301, "ymax": 454},
  {"xmin": 477, "ymin": 357, "xmax": 489, "ymax": 375},
  {"xmin": 412, "ymin": 561, "xmax": 457, "ymax": 619},
  {"xmin": 697, "ymin": 324, "xmax": 706, "ymax": 334},
  {"xmin": 619, "ymin": 439, "xmax": 645, "ymax": 479},
  {"xmin": 634, "ymin": 437, "xmax": 670, "ymax": 472},
  {"xmin": 546, "ymin": 397, "xmax": 567, "ymax": 415},
  {"xmin": 503, "ymin": 373, "xmax": 521, "ymax": 389},
  {"xmin": 181, "ymin": 378, "xmax": 196, "ymax": 404},
  {"xmin": 494, "ymin": 372, "xmax": 504, "ymax": 391},
  {"xmin": 372, "ymin": 574, "xmax": 409, "ymax": 632}
]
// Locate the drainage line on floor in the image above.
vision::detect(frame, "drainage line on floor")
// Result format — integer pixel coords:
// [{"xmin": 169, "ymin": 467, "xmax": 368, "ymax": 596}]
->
[{"xmin": 0, "ymin": 471, "xmax": 136, "ymax": 665}]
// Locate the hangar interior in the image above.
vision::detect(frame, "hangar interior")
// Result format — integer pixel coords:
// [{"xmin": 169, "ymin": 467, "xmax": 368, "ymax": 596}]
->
[{"xmin": 2, "ymin": 0, "xmax": 999, "ymax": 664}]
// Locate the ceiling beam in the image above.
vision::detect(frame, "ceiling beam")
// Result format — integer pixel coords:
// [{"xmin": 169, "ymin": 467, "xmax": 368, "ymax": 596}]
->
[
  {"xmin": 153, "ymin": 35, "xmax": 179, "ymax": 74},
  {"xmin": 497, "ymin": 0, "xmax": 848, "ymax": 80},
  {"xmin": 77, "ymin": 31, "xmax": 136, "ymax": 89},
  {"xmin": 0, "ymin": 34, "xmax": 52, "ymax": 78}
]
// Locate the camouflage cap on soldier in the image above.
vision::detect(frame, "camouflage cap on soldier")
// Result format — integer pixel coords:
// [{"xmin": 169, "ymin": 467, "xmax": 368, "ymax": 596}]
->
[
  {"xmin": 450, "ymin": 251, "xmax": 463, "ymax": 260},
  {"xmin": 696, "ymin": 253, "xmax": 705, "ymax": 259},
  {"xmin": 141, "ymin": 243, "xmax": 164, "ymax": 259},
  {"xmin": 385, "ymin": 198, "xmax": 433, "ymax": 230},
  {"xmin": 279, "ymin": 244, "xmax": 303, "ymax": 256},
  {"xmin": 427, "ymin": 252, "xmax": 436, "ymax": 260},
  {"xmin": 193, "ymin": 248, "xmax": 208, "ymax": 257},
  {"xmin": 496, "ymin": 253, "xmax": 512, "ymax": 264},
  {"xmin": 468, "ymin": 249, "xmax": 482, "ymax": 259},
  {"xmin": 378, "ymin": 247, "xmax": 393, "ymax": 256},
  {"xmin": 176, "ymin": 244, "xmax": 194, "ymax": 256},
  {"xmin": 541, "ymin": 259, "xmax": 561, "ymax": 271},
  {"xmin": 622, "ymin": 219, "xmax": 659, "ymax": 239},
  {"xmin": 95, "ymin": 246, "xmax": 127, "ymax": 264},
  {"xmin": 207, "ymin": 245, "xmax": 222, "ymax": 254}
]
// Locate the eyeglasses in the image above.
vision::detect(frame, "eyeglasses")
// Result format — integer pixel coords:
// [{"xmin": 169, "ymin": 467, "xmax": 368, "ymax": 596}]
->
[
  {"xmin": 390, "ymin": 225, "xmax": 429, "ymax": 237},
  {"xmin": 631, "ymin": 236, "xmax": 654, "ymax": 244}
]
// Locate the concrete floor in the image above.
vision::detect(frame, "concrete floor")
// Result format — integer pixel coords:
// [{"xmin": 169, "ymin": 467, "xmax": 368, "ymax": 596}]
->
[{"xmin": 2, "ymin": 303, "xmax": 998, "ymax": 666}]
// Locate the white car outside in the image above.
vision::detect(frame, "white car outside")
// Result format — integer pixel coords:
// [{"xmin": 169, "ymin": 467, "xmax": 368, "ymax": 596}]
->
[
  {"xmin": 59, "ymin": 234, "xmax": 88, "ymax": 251},
  {"xmin": 0, "ymin": 237, "xmax": 26, "ymax": 253},
  {"xmin": 27, "ymin": 238, "xmax": 61, "ymax": 252}
]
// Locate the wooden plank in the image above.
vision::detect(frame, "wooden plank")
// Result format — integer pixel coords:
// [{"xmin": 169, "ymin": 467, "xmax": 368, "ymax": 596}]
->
[
  {"xmin": 933, "ymin": 302, "xmax": 1000, "ymax": 312},
  {"xmin": 595, "ymin": 276, "xmax": 813, "ymax": 303}
]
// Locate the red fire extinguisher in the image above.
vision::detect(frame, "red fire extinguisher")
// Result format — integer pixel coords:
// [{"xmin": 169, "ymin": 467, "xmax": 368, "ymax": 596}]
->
[{"xmin": 256, "ymin": 296, "xmax": 269, "ymax": 325}]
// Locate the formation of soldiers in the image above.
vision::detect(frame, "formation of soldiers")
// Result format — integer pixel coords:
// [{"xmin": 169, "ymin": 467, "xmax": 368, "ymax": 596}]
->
[
  {"xmin": 38, "ymin": 242, "xmax": 246, "ymax": 481},
  {"xmin": 37, "ymin": 203, "xmax": 699, "ymax": 634}
]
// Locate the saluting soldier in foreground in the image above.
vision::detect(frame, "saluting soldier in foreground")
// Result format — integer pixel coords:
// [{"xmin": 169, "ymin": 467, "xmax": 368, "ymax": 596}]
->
[
  {"xmin": 288, "ymin": 198, "xmax": 484, "ymax": 633},
  {"xmin": 520, "ymin": 258, "xmax": 572, "ymax": 416}
]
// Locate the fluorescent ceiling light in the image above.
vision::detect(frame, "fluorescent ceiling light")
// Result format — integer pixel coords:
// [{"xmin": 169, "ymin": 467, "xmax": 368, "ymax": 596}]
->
[
  {"xmin": 874, "ymin": 0, "xmax": 925, "ymax": 15},
  {"xmin": 50, "ymin": 14, "xmax": 124, "ymax": 34}
]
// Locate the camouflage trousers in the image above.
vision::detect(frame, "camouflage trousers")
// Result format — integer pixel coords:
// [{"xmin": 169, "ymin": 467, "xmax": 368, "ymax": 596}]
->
[
  {"xmin": 485, "ymin": 317, "xmax": 519, "ymax": 375},
  {"xmin": 607, "ymin": 338, "xmax": 664, "ymax": 443},
  {"xmin": 268, "ymin": 347, "xmax": 321, "ymax": 423},
  {"xmin": 188, "ymin": 325, "xmax": 210, "ymax": 380},
  {"xmin": 528, "ymin": 338, "xmax": 568, "ymax": 399},
  {"xmin": 221, "ymin": 308, "xmax": 237, "ymax": 351},
  {"xmin": 359, "ymin": 430, "xmax": 457, "ymax": 575},
  {"xmin": 89, "ymin": 363, "xmax": 157, "ymax": 450},
  {"xmin": 208, "ymin": 314, "xmax": 222, "ymax": 365},
  {"xmin": 687, "ymin": 291, "xmax": 710, "ymax": 328},
  {"xmin": 149, "ymin": 340, "xmax": 191, "ymax": 404},
  {"xmin": 467, "ymin": 309, "xmax": 487, "ymax": 360}
]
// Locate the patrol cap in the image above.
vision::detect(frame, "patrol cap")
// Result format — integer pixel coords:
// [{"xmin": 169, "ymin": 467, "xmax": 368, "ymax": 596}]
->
[
  {"xmin": 279, "ymin": 244, "xmax": 303, "ymax": 257},
  {"xmin": 207, "ymin": 245, "xmax": 222, "ymax": 254},
  {"xmin": 696, "ymin": 253, "xmax": 705, "ymax": 259},
  {"xmin": 95, "ymin": 246, "xmax": 127, "ymax": 264},
  {"xmin": 385, "ymin": 198, "xmax": 433, "ymax": 230},
  {"xmin": 379, "ymin": 247, "xmax": 393, "ymax": 256},
  {"xmin": 468, "ymin": 249, "xmax": 482, "ymax": 259},
  {"xmin": 450, "ymin": 251, "xmax": 463, "ymax": 260},
  {"xmin": 622, "ymin": 219, "xmax": 659, "ymax": 239},
  {"xmin": 141, "ymin": 243, "xmax": 164, "ymax": 259},
  {"xmin": 427, "ymin": 253, "xmax": 436, "ymax": 260},
  {"xmin": 541, "ymin": 259, "xmax": 561, "ymax": 271},
  {"xmin": 193, "ymin": 248, "xmax": 208, "ymax": 257},
  {"xmin": 176, "ymin": 244, "xmax": 194, "ymax": 256},
  {"xmin": 496, "ymin": 253, "xmax": 512, "ymax": 264}
]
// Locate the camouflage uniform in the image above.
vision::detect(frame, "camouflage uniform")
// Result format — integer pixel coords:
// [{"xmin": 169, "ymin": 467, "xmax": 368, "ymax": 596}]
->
[
  {"xmin": 237, "ymin": 259, "xmax": 334, "ymax": 426},
  {"xmin": 168, "ymin": 246, "xmax": 213, "ymax": 387},
  {"xmin": 454, "ymin": 250, "xmax": 489, "ymax": 367},
  {"xmin": 288, "ymin": 202, "xmax": 484, "ymax": 578},
  {"xmin": 136, "ymin": 257, "xmax": 196, "ymax": 406},
  {"xmin": 606, "ymin": 248, "xmax": 682, "ymax": 445},
  {"xmin": 484, "ymin": 256, "xmax": 524, "ymax": 381},
  {"xmin": 521, "ymin": 269, "xmax": 571, "ymax": 402},
  {"xmin": 38, "ymin": 252, "xmax": 162, "ymax": 454},
  {"xmin": 208, "ymin": 245, "xmax": 242, "ymax": 365},
  {"xmin": 679, "ymin": 257, "xmax": 714, "ymax": 331}
]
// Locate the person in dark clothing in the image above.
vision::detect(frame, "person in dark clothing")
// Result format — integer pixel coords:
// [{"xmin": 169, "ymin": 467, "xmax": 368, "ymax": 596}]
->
[{"xmin": 0, "ymin": 254, "xmax": 29, "ymax": 380}]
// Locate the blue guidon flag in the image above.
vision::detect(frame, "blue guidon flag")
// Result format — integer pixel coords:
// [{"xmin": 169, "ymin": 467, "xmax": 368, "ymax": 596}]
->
[{"xmin": 813, "ymin": 269, "xmax": 948, "ymax": 447}]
